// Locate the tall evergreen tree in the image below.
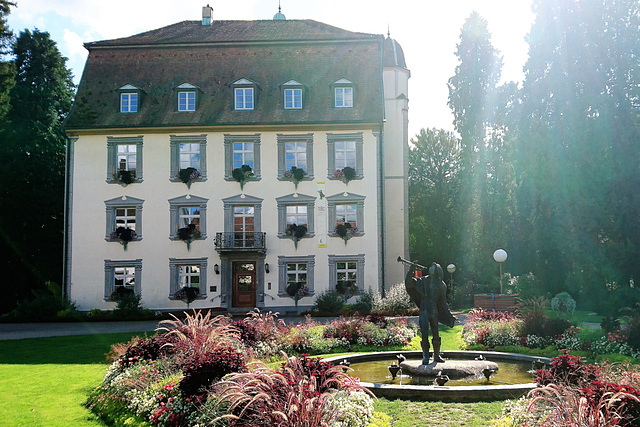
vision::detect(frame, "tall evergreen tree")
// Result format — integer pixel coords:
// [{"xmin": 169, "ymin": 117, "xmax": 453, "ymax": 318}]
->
[
  {"xmin": 448, "ymin": 12, "xmax": 514, "ymax": 289},
  {"xmin": 0, "ymin": 0, "xmax": 15, "ymax": 119},
  {"xmin": 408, "ymin": 128, "xmax": 461, "ymax": 270},
  {"xmin": 516, "ymin": 0, "xmax": 640, "ymax": 308},
  {"xmin": 0, "ymin": 29, "xmax": 75, "ymax": 314}
]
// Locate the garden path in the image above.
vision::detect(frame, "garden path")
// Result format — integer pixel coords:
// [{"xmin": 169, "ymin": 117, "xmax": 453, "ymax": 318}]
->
[{"xmin": 0, "ymin": 312, "xmax": 468, "ymax": 341}]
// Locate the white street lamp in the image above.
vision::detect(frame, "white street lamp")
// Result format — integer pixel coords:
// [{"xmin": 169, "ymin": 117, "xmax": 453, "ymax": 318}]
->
[
  {"xmin": 493, "ymin": 249, "xmax": 507, "ymax": 294},
  {"xmin": 447, "ymin": 264, "xmax": 456, "ymax": 301}
]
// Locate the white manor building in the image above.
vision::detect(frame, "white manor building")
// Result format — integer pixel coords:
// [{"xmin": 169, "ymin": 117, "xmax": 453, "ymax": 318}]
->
[{"xmin": 63, "ymin": 6, "xmax": 410, "ymax": 313}]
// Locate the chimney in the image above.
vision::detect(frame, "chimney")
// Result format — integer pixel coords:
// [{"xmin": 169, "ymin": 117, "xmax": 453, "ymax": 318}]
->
[{"xmin": 202, "ymin": 4, "xmax": 213, "ymax": 26}]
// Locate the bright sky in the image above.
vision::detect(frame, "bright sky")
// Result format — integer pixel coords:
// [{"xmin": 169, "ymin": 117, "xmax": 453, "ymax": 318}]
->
[{"xmin": 7, "ymin": 0, "xmax": 534, "ymax": 138}]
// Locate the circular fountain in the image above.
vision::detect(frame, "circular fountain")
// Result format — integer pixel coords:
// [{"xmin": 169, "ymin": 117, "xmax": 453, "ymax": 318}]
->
[{"xmin": 325, "ymin": 350, "xmax": 550, "ymax": 402}]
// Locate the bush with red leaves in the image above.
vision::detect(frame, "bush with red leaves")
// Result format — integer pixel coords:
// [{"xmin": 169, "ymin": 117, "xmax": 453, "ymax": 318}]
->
[
  {"xmin": 231, "ymin": 320, "xmax": 258, "ymax": 347},
  {"xmin": 582, "ymin": 381, "xmax": 640, "ymax": 426},
  {"xmin": 280, "ymin": 354, "xmax": 339, "ymax": 396},
  {"xmin": 119, "ymin": 334, "xmax": 176, "ymax": 370},
  {"xmin": 179, "ymin": 345, "xmax": 247, "ymax": 398},
  {"xmin": 536, "ymin": 350, "xmax": 602, "ymax": 387}
]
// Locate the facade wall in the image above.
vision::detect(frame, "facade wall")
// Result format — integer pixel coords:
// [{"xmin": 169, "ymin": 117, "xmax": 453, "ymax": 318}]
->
[{"xmin": 69, "ymin": 128, "xmax": 386, "ymax": 311}]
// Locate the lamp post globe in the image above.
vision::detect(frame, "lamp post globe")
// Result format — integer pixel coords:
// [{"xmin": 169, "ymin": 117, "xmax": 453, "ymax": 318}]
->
[
  {"xmin": 446, "ymin": 264, "xmax": 456, "ymax": 304},
  {"xmin": 493, "ymin": 249, "xmax": 508, "ymax": 294},
  {"xmin": 493, "ymin": 249, "xmax": 507, "ymax": 263}
]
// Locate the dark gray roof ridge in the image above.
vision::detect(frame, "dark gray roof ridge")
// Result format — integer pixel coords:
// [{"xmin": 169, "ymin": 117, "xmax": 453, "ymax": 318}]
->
[{"xmin": 86, "ymin": 19, "xmax": 379, "ymax": 49}]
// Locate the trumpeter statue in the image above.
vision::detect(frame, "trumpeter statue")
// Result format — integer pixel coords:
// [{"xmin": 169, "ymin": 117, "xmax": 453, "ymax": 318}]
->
[{"xmin": 398, "ymin": 257, "xmax": 457, "ymax": 365}]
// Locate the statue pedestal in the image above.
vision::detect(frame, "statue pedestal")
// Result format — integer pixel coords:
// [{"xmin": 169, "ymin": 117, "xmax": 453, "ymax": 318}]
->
[{"xmin": 400, "ymin": 359, "xmax": 499, "ymax": 379}]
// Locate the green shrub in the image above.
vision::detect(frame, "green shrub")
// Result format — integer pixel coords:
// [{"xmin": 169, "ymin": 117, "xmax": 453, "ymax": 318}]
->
[
  {"xmin": 8, "ymin": 287, "xmax": 76, "ymax": 322},
  {"xmin": 312, "ymin": 290, "xmax": 344, "ymax": 315},
  {"xmin": 113, "ymin": 293, "xmax": 145, "ymax": 318},
  {"xmin": 350, "ymin": 289, "xmax": 374, "ymax": 314},
  {"xmin": 509, "ymin": 272, "xmax": 541, "ymax": 301},
  {"xmin": 372, "ymin": 282, "xmax": 415, "ymax": 312},
  {"xmin": 516, "ymin": 296, "xmax": 550, "ymax": 336},
  {"xmin": 551, "ymin": 291, "xmax": 576, "ymax": 317}
]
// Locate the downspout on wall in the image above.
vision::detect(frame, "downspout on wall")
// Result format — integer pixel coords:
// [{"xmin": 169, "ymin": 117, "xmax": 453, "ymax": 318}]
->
[
  {"xmin": 62, "ymin": 136, "xmax": 77, "ymax": 303},
  {"xmin": 377, "ymin": 35, "xmax": 387, "ymax": 297}
]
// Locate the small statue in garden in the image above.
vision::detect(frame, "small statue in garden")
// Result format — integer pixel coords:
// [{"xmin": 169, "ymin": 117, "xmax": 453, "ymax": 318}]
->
[{"xmin": 403, "ymin": 260, "xmax": 457, "ymax": 365}]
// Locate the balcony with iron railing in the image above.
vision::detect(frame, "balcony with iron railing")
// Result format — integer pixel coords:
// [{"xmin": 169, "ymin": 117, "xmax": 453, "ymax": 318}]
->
[{"xmin": 214, "ymin": 232, "xmax": 266, "ymax": 253}]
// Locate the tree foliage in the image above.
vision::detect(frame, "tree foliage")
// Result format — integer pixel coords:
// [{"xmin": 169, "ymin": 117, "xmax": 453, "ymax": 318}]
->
[
  {"xmin": 0, "ymin": 28, "xmax": 75, "ymax": 314},
  {"xmin": 408, "ymin": 128, "xmax": 461, "ymax": 266},
  {"xmin": 445, "ymin": 12, "xmax": 517, "ymax": 290},
  {"xmin": 0, "ymin": 0, "xmax": 15, "ymax": 119},
  {"xmin": 412, "ymin": 2, "xmax": 640, "ymax": 312}
]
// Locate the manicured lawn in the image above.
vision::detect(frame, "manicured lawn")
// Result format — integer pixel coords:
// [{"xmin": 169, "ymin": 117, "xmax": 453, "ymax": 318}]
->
[
  {"xmin": 0, "ymin": 332, "xmax": 142, "ymax": 426},
  {"xmin": 374, "ymin": 399, "xmax": 503, "ymax": 427}
]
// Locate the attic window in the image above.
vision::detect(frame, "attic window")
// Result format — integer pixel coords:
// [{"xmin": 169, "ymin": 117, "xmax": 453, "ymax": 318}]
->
[
  {"xmin": 332, "ymin": 79, "xmax": 354, "ymax": 108},
  {"xmin": 282, "ymin": 80, "xmax": 303, "ymax": 110},
  {"xmin": 231, "ymin": 78, "xmax": 258, "ymax": 111},
  {"xmin": 118, "ymin": 84, "xmax": 140, "ymax": 113},
  {"xmin": 175, "ymin": 83, "xmax": 198, "ymax": 112}
]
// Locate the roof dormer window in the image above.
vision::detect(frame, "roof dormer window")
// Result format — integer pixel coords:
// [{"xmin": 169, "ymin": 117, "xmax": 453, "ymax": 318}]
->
[
  {"xmin": 118, "ymin": 84, "xmax": 141, "ymax": 113},
  {"xmin": 175, "ymin": 83, "xmax": 199, "ymax": 112},
  {"xmin": 332, "ymin": 78, "xmax": 354, "ymax": 108},
  {"xmin": 231, "ymin": 78, "xmax": 258, "ymax": 111},
  {"xmin": 282, "ymin": 80, "xmax": 304, "ymax": 110}
]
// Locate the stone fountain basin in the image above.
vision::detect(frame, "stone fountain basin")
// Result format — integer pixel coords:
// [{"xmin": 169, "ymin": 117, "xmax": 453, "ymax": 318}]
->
[{"xmin": 325, "ymin": 350, "xmax": 551, "ymax": 402}]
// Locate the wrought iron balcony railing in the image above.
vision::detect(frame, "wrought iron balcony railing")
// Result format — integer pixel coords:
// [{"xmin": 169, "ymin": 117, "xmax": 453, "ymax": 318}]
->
[{"xmin": 214, "ymin": 232, "xmax": 266, "ymax": 253}]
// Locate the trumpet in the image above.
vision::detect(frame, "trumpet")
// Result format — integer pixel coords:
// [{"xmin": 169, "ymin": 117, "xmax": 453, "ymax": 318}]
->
[{"xmin": 396, "ymin": 256, "xmax": 429, "ymax": 271}]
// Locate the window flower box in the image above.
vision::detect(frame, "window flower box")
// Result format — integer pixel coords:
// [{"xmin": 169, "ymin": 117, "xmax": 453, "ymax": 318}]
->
[
  {"xmin": 232, "ymin": 164, "xmax": 254, "ymax": 190},
  {"xmin": 176, "ymin": 167, "xmax": 201, "ymax": 189}
]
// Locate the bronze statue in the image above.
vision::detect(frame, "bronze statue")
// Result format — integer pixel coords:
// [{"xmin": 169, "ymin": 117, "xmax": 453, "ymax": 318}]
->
[{"xmin": 399, "ymin": 257, "xmax": 457, "ymax": 365}]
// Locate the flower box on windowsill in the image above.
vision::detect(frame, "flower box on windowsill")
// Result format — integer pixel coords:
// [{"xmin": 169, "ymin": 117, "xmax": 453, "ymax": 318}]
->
[
  {"xmin": 113, "ymin": 170, "xmax": 136, "ymax": 186},
  {"xmin": 231, "ymin": 164, "xmax": 254, "ymax": 190},
  {"xmin": 283, "ymin": 166, "xmax": 306, "ymax": 189},
  {"xmin": 176, "ymin": 224, "xmax": 202, "ymax": 250},
  {"xmin": 334, "ymin": 223, "xmax": 358, "ymax": 244},
  {"xmin": 286, "ymin": 224, "xmax": 307, "ymax": 248},
  {"xmin": 109, "ymin": 226, "xmax": 137, "ymax": 249},
  {"xmin": 172, "ymin": 286, "xmax": 201, "ymax": 307},
  {"xmin": 175, "ymin": 167, "xmax": 201, "ymax": 189},
  {"xmin": 333, "ymin": 166, "xmax": 357, "ymax": 184}
]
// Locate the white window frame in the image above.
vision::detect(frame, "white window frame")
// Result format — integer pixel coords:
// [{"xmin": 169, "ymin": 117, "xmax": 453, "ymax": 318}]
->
[
  {"xmin": 328, "ymin": 254, "xmax": 365, "ymax": 293},
  {"xmin": 104, "ymin": 259, "xmax": 142, "ymax": 300},
  {"xmin": 222, "ymin": 194, "xmax": 262, "ymax": 231},
  {"xmin": 178, "ymin": 91, "xmax": 196, "ymax": 111},
  {"xmin": 105, "ymin": 196, "xmax": 144, "ymax": 241},
  {"xmin": 106, "ymin": 136, "xmax": 143, "ymax": 183},
  {"xmin": 278, "ymin": 255, "xmax": 315, "ymax": 297},
  {"xmin": 284, "ymin": 88, "xmax": 302, "ymax": 109},
  {"xmin": 327, "ymin": 133, "xmax": 364, "ymax": 180},
  {"xmin": 276, "ymin": 193, "xmax": 315, "ymax": 238},
  {"xmin": 168, "ymin": 195, "xmax": 208, "ymax": 240},
  {"xmin": 224, "ymin": 134, "xmax": 261, "ymax": 180},
  {"xmin": 169, "ymin": 257, "xmax": 208, "ymax": 299},
  {"xmin": 120, "ymin": 92, "xmax": 138, "ymax": 113},
  {"xmin": 276, "ymin": 134, "xmax": 314, "ymax": 180},
  {"xmin": 235, "ymin": 87, "xmax": 254, "ymax": 110},
  {"xmin": 170, "ymin": 134, "xmax": 207, "ymax": 182},
  {"xmin": 334, "ymin": 87, "xmax": 353, "ymax": 108},
  {"xmin": 326, "ymin": 192, "xmax": 365, "ymax": 237}
]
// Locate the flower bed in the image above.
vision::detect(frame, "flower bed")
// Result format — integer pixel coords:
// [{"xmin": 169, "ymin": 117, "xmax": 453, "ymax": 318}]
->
[
  {"xmin": 495, "ymin": 352, "xmax": 640, "ymax": 426},
  {"xmin": 88, "ymin": 310, "xmax": 416, "ymax": 426}
]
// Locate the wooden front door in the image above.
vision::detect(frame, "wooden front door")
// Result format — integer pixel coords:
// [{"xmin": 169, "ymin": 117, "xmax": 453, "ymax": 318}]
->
[{"xmin": 232, "ymin": 261, "xmax": 256, "ymax": 307}]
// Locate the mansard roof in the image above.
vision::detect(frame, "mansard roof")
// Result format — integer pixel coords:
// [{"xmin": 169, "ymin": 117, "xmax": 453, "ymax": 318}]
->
[{"xmin": 65, "ymin": 20, "xmax": 396, "ymax": 130}]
